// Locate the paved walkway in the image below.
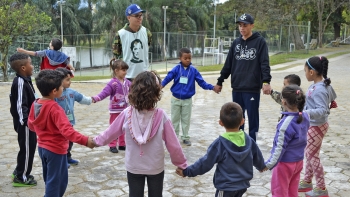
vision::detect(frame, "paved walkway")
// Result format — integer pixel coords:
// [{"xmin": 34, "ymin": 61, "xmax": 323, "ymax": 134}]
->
[{"xmin": 0, "ymin": 53, "xmax": 349, "ymax": 196}]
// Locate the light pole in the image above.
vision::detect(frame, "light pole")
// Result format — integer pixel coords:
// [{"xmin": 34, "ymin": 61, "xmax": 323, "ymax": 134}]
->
[
  {"xmin": 162, "ymin": 6, "xmax": 168, "ymax": 71},
  {"xmin": 213, "ymin": 2, "xmax": 216, "ymax": 39},
  {"xmin": 57, "ymin": 0, "xmax": 66, "ymax": 43}
]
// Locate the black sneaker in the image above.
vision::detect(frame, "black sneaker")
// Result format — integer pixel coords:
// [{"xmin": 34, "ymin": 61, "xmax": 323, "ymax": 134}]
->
[
  {"xmin": 118, "ymin": 146, "xmax": 126, "ymax": 151},
  {"xmin": 109, "ymin": 147, "xmax": 119, "ymax": 153},
  {"xmin": 183, "ymin": 140, "xmax": 192, "ymax": 146},
  {"xmin": 13, "ymin": 176, "xmax": 37, "ymax": 187}
]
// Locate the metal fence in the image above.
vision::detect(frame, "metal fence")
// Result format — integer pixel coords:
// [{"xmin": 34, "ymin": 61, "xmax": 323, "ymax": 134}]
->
[{"xmin": 4, "ymin": 22, "xmax": 349, "ymax": 76}]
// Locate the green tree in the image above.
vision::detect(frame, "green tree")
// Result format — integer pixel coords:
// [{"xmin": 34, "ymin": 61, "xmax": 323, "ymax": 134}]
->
[{"xmin": 0, "ymin": 1, "xmax": 51, "ymax": 81}]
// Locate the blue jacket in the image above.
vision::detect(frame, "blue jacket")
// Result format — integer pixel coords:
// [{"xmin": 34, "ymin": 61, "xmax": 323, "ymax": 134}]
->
[
  {"xmin": 265, "ymin": 112, "xmax": 310, "ymax": 169},
  {"xmin": 161, "ymin": 63, "xmax": 214, "ymax": 99},
  {"xmin": 183, "ymin": 133, "xmax": 266, "ymax": 191},
  {"xmin": 54, "ymin": 88, "xmax": 92, "ymax": 125}
]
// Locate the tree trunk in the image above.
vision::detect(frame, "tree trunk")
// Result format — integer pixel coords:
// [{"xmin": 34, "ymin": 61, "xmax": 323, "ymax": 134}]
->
[
  {"xmin": 333, "ymin": 7, "xmax": 342, "ymax": 39},
  {"xmin": 317, "ymin": 0, "xmax": 324, "ymax": 48},
  {"xmin": 89, "ymin": 35, "xmax": 92, "ymax": 67},
  {"xmin": 1, "ymin": 53, "xmax": 8, "ymax": 82},
  {"xmin": 290, "ymin": 23, "xmax": 305, "ymax": 50}
]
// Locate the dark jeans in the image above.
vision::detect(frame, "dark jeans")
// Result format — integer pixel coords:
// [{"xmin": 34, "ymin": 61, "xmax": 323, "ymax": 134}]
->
[
  {"xmin": 127, "ymin": 171, "xmax": 164, "ymax": 197},
  {"xmin": 232, "ymin": 92, "xmax": 260, "ymax": 141},
  {"xmin": 215, "ymin": 188, "xmax": 247, "ymax": 197}
]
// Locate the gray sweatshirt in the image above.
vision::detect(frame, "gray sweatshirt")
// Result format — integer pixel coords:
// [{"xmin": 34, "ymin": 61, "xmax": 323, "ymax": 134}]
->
[{"xmin": 304, "ymin": 81, "xmax": 337, "ymax": 126}]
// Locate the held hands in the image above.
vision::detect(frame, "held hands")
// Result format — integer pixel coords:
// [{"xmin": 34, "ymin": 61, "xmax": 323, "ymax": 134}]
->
[
  {"xmin": 175, "ymin": 167, "xmax": 185, "ymax": 177},
  {"xmin": 259, "ymin": 167, "xmax": 269, "ymax": 173},
  {"xmin": 213, "ymin": 85, "xmax": 222, "ymax": 94},
  {"xmin": 262, "ymin": 83, "xmax": 272, "ymax": 95},
  {"xmin": 87, "ymin": 136, "xmax": 97, "ymax": 149}
]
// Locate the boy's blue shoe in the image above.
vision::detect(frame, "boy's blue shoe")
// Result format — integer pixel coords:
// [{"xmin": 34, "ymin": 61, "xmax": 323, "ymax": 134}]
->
[
  {"xmin": 67, "ymin": 158, "xmax": 79, "ymax": 165},
  {"xmin": 68, "ymin": 163, "xmax": 71, "ymax": 169}
]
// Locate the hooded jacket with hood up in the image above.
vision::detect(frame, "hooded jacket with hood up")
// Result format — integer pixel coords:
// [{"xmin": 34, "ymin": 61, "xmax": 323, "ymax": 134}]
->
[
  {"xmin": 94, "ymin": 106, "xmax": 187, "ymax": 174},
  {"xmin": 183, "ymin": 132, "xmax": 265, "ymax": 191},
  {"xmin": 217, "ymin": 32, "xmax": 271, "ymax": 93},
  {"xmin": 28, "ymin": 99, "xmax": 88, "ymax": 154}
]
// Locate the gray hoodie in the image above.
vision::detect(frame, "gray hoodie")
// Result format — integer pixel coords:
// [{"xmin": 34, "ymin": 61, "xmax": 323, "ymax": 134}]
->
[{"xmin": 304, "ymin": 81, "xmax": 337, "ymax": 126}]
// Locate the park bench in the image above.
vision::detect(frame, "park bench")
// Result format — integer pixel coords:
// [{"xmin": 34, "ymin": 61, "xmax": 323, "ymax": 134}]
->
[{"xmin": 331, "ymin": 37, "xmax": 341, "ymax": 47}]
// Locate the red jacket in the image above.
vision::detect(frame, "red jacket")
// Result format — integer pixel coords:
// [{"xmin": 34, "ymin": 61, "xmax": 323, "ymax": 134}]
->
[{"xmin": 28, "ymin": 99, "xmax": 88, "ymax": 154}]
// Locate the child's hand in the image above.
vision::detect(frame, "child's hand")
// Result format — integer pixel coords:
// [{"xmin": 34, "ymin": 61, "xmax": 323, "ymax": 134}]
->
[
  {"xmin": 259, "ymin": 167, "xmax": 268, "ymax": 173},
  {"xmin": 87, "ymin": 136, "xmax": 96, "ymax": 149},
  {"xmin": 175, "ymin": 167, "xmax": 185, "ymax": 177},
  {"xmin": 213, "ymin": 85, "xmax": 222, "ymax": 94},
  {"xmin": 17, "ymin": 48, "xmax": 24, "ymax": 53},
  {"xmin": 91, "ymin": 97, "xmax": 96, "ymax": 103}
]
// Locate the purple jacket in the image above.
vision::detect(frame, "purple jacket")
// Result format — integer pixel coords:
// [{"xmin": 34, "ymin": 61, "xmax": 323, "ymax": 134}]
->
[
  {"xmin": 92, "ymin": 78, "xmax": 131, "ymax": 113},
  {"xmin": 265, "ymin": 111, "xmax": 310, "ymax": 169}
]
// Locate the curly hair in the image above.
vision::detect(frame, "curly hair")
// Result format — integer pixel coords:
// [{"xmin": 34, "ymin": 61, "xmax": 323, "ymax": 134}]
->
[{"xmin": 128, "ymin": 71, "xmax": 162, "ymax": 110}]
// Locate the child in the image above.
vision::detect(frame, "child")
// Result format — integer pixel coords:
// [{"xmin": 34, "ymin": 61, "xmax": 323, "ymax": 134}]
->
[
  {"xmin": 176, "ymin": 102, "xmax": 266, "ymax": 197},
  {"xmin": 16, "ymin": 38, "xmax": 75, "ymax": 71},
  {"xmin": 161, "ymin": 47, "xmax": 220, "ymax": 146},
  {"xmin": 93, "ymin": 71, "xmax": 187, "ymax": 197},
  {"xmin": 92, "ymin": 59, "xmax": 131, "ymax": 153},
  {"xmin": 264, "ymin": 85, "xmax": 309, "ymax": 197},
  {"xmin": 27, "ymin": 69, "xmax": 95, "ymax": 196},
  {"xmin": 270, "ymin": 74, "xmax": 301, "ymax": 121},
  {"xmin": 55, "ymin": 67, "xmax": 92, "ymax": 166},
  {"xmin": 298, "ymin": 56, "xmax": 337, "ymax": 197},
  {"xmin": 9, "ymin": 53, "xmax": 37, "ymax": 186}
]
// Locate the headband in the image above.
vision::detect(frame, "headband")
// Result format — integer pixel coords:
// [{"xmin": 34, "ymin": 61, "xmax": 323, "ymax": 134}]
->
[{"xmin": 306, "ymin": 60, "xmax": 316, "ymax": 70}]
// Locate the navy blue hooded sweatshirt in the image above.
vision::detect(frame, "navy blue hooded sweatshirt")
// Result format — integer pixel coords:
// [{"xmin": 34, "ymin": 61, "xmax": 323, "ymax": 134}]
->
[
  {"xmin": 217, "ymin": 32, "xmax": 271, "ymax": 93},
  {"xmin": 183, "ymin": 133, "xmax": 266, "ymax": 191}
]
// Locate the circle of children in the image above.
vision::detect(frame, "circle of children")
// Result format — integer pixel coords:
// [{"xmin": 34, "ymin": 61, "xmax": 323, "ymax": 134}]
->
[{"xmin": 9, "ymin": 37, "xmax": 337, "ymax": 197}]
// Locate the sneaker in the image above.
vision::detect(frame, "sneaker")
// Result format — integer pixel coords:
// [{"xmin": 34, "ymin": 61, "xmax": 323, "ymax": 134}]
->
[
  {"xmin": 298, "ymin": 180, "xmax": 313, "ymax": 192},
  {"xmin": 109, "ymin": 147, "xmax": 119, "ymax": 153},
  {"xmin": 305, "ymin": 188, "xmax": 329, "ymax": 197},
  {"xmin": 12, "ymin": 176, "xmax": 37, "ymax": 187},
  {"xmin": 67, "ymin": 158, "xmax": 79, "ymax": 165},
  {"xmin": 183, "ymin": 140, "xmax": 192, "ymax": 146},
  {"xmin": 118, "ymin": 146, "xmax": 126, "ymax": 151}
]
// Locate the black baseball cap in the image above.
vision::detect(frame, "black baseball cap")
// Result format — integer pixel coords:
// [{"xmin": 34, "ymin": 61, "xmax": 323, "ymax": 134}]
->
[{"xmin": 236, "ymin": 13, "xmax": 254, "ymax": 24}]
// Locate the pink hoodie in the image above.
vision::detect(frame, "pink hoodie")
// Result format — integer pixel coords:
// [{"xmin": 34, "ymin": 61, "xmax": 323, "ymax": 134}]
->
[{"xmin": 94, "ymin": 106, "xmax": 187, "ymax": 174}]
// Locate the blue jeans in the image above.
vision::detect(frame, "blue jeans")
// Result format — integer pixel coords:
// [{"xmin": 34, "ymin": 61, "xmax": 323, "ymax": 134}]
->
[
  {"xmin": 38, "ymin": 147, "xmax": 68, "ymax": 197},
  {"xmin": 232, "ymin": 92, "xmax": 260, "ymax": 141}
]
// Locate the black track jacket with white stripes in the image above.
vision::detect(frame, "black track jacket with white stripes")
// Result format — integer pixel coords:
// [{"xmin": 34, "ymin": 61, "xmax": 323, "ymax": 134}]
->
[{"xmin": 10, "ymin": 74, "xmax": 36, "ymax": 129}]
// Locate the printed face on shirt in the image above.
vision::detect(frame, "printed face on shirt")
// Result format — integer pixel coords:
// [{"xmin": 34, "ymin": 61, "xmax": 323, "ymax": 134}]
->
[
  {"xmin": 62, "ymin": 74, "xmax": 71, "ymax": 89},
  {"xmin": 238, "ymin": 22, "xmax": 254, "ymax": 39},
  {"xmin": 115, "ymin": 68, "xmax": 128, "ymax": 80},
  {"xmin": 180, "ymin": 53, "xmax": 192, "ymax": 67},
  {"xmin": 22, "ymin": 57, "xmax": 34, "ymax": 77}
]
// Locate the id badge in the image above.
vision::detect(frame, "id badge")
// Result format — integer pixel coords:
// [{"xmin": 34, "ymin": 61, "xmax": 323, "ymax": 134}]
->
[
  {"xmin": 66, "ymin": 110, "xmax": 74, "ymax": 121},
  {"xmin": 179, "ymin": 76, "xmax": 188, "ymax": 84}
]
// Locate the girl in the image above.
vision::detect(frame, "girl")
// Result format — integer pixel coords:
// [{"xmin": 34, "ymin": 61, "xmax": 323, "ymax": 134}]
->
[
  {"xmin": 298, "ymin": 56, "xmax": 337, "ymax": 197},
  {"xmin": 92, "ymin": 59, "xmax": 131, "ymax": 153},
  {"xmin": 93, "ymin": 71, "xmax": 187, "ymax": 197},
  {"xmin": 264, "ymin": 85, "xmax": 310, "ymax": 197}
]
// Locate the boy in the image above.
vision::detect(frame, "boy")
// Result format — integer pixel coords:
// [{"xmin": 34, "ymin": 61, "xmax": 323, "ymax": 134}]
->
[
  {"xmin": 17, "ymin": 38, "xmax": 75, "ymax": 71},
  {"xmin": 176, "ymin": 102, "xmax": 266, "ymax": 197},
  {"xmin": 161, "ymin": 47, "xmax": 220, "ymax": 146},
  {"xmin": 9, "ymin": 53, "xmax": 37, "ymax": 186},
  {"xmin": 270, "ymin": 74, "xmax": 301, "ymax": 121},
  {"xmin": 55, "ymin": 68, "xmax": 92, "ymax": 166},
  {"xmin": 27, "ymin": 69, "xmax": 95, "ymax": 196}
]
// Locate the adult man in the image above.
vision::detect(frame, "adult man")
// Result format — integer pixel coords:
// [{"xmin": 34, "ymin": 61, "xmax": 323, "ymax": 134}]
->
[
  {"xmin": 216, "ymin": 13, "xmax": 272, "ymax": 141},
  {"xmin": 112, "ymin": 4, "xmax": 152, "ymax": 81}
]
